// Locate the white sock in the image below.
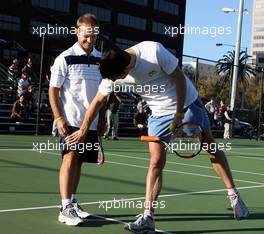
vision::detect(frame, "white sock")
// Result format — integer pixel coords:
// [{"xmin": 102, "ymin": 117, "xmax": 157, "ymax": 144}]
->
[
  {"xmin": 227, "ymin": 188, "xmax": 238, "ymax": 196},
  {"xmin": 71, "ymin": 194, "xmax": 77, "ymax": 203},
  {"xmin": 62, "ymin": 199, "xmax": 71, "ymax": 210},
  {"xmin": 144, "ymin": 209, "xmax": 154, "ymax": 218}
]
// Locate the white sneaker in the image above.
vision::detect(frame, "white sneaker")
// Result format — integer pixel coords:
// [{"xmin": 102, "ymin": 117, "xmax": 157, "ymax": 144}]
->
[
  {"xmin": 58, "ymin": 204, "xmax": 84, "ymax": 226},
  {"xmin": 228, "ymin": 193, "xmax": 249, "ymax": 220},
  {"xmin": 73, "ymin": 202, "xmax": 90, "ymax": 219},
  {"xmin": 124, "ymin": 214, "xmax": 155, "ymax": 234}
]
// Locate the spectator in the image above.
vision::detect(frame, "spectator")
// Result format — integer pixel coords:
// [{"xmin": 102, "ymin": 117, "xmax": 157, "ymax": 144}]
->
[
  {"xmin": 17, "ymin": 70, "xmax": 30, "ymax": 97},
  {"xmin": 8, "ymin": 59, "xmax": 20, "ymax": 80},
  {"xmin": 205, "ymin": 98, "xmax": 217, "ymax": 126},
  {"xmin": 137, "ymin": 97, "xmax": 143, "ymax": 111},
  {"xmin": 22, "ymin": 85, "xmax": 35, "ymax": 112},
  {"xmin": 22, "ymin": 58, "xmax": 33, "ymax": 81},
  {"xmin": 134, "ymin": 107, "xmax": 148, "ymax": 136},
  {"xmin": 218, "ymin": 100, "xmax": 226, "ymax": 129},
  {"xmin": 104, "ymin": 92, "xmax": 122, "ymax": 140},
  {"xmin": 224, "ymin": 106, "xmax": 233, "ymax": 139},
  {"xmin": 11, "ymin": 95, "xmax": 28, "ymax": 122},
  {"xmin": 137, "ymin": 97, "xmax": 151, "ymax": 116}
]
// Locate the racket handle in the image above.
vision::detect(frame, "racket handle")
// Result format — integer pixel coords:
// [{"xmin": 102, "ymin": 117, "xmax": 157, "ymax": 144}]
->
[{"xmin": 140, "ymin": 136, "xmax": 160, "ymax": 142}]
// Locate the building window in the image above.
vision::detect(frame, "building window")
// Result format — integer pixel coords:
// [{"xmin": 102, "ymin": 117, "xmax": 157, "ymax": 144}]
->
[
  {"xmin": 253, "ymin": 51, "xmax": 264, "ymax": 55},
  {"xmin": 0, "ymin": 14, "xmax": 20, "ymax": 31},
  {"xmin": 32, "ymin": 0, "xmax": 69, "ymax": 12},
  {"xmin": 30, "ymin": 20, "xmax": 68, "ymax": 38},
  {"xmin": 78, "ymin": 3, "xmax": 111, "ymax": 22},
  {"xmin": 125, "ymin": 0, "xmax": 148, "ymax": 6},
  {"xmin": 256, "ymin": 3, "xmax": 264, "ymax": 9},
  {"xmin": 152, "ymin": 22, "xmax": 165, "ymax": 34},
  {"xmin": 253, "ymin": 43, "xmax": 264, "ymax": 48},
  {"xmin": 118, "ymin": 13, "xmax": 146, "ymax": 30},
  {"xmin": 254, "ymin": 19, "xmax": 264, "ymax": 25},
  {"xmin": 254, "ymin": 35, "xmax": 264, "ymax": 40},
  {"xmin": 255, "ymin": 11, "xmax": 264, "ymax": 16},
  {"xmin": 258, "ymin": 57, "xmax": 264, "ymax": 63},
  {"xmin": 254, "ymin": 27, "xmax": 264, "ymax": 32},
  {"xmin": 154, "ymin": 0, "xmax": 179, "ymax": 15},
  {"xmin": 3, "ymin": 49, "xmax": 18, "ymax": 60},
  {"xmin": 116, "ymin": 38, "xmax": 138, "ymax": 49}
]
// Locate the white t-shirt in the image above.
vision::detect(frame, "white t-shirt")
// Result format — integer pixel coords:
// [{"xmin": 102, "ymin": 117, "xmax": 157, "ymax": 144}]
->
[
  {"xmin": 50, "ymin": 42, "xmax": 102, "ymax": 129},
  {"xmin": 98, "ymin": 41, "xmax": 198, "ymax": 116}
]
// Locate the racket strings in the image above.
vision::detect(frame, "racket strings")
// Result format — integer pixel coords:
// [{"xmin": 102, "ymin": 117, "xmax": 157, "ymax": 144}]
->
[{"xmin": 169, "ymin": 124, "xmax": 203, "ymax": 158}]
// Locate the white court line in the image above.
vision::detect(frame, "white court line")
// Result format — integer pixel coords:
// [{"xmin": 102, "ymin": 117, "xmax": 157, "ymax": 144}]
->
[
  {"xmin": 228, "ymin": 150, "xmax": 264, "ymax": 158},
  {"xmin": 41, "ymin": 151, "xmax": 263, "ymax": 185},
  {"xmin": 107, "ymin": 153, "xmax": 264, "ymax": 176},
  {"xmin": 0, "ymin": 149, "xmax": 33, "ymax": 151},
  {"xmin": 0, "ymin": 184, "xmax": 263, "ymax": 213},
  {"xmin": 106, "ymin": 161, "xmax": 263, "ymax": 185},
  {"xmin": 0, "ymin": 150, "xmax": 262, "ymax": 185}
]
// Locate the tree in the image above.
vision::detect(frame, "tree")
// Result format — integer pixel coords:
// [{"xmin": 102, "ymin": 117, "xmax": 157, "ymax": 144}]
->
[{"xmin": 215, "ymin": 50, "xmax": 255, "ymax": 109}]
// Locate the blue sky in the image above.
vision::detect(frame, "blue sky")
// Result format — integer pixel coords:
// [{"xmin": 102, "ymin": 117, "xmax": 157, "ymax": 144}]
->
[{"xmin": 183, "ymin": 0, "xmax": 253, "ymax": 61}]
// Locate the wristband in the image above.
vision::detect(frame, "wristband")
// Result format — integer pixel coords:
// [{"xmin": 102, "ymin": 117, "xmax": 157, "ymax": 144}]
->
[
  {"xmin": 54, "ymin": 116, "xmax": 63, "ymax": 122},
  {"xmin": 175, "ymin": 113, "xmax": 185, "ymax": 119}
]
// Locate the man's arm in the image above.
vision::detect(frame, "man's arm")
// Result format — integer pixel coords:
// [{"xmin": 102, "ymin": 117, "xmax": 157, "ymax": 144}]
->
[
  {"xmin": 156, "ymin": 42, "xmax": 186, "ymax": 126},
  {"xmin": 115, "ymin": 93, "xmax": 122, "ymax": 103},
  {"xmin": 224, "ymin": 111, "xmax": 232, "ymax": 121},
  {"xmin": 49, "ymin": 87, "xmax": 68, "ymax": 136},
  {"xmin": 65, "ymin": 91, "xmax": 108, "ymax": 144},
  {"xmin": 169, "ymin": 67, "xmax": 186, "ymax": 116}
]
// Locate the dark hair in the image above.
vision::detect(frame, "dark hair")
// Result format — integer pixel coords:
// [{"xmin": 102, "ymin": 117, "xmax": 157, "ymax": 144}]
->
[{"xmin": 99, "ymin": 47, "xmax": 131, "ymax": 80}]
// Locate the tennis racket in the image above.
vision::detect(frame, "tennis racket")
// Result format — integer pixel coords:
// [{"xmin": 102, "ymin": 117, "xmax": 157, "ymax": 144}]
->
[
  {"xmin": 141, "ymin": 122, "xmax": 204, "ymax": 158},
  {"xmin": 97, "ymin": 136, "xmax": 105, "ymax": 165}
]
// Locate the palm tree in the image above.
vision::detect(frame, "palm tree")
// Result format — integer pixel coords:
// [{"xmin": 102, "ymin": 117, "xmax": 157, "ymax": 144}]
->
[{"xmin": 216, "ymin": 50, "xmax": 255, "ymax": 109}]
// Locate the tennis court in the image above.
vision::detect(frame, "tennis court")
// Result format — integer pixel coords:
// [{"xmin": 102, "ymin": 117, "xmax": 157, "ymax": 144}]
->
[{"xmin": 0, "ymin": 135, "xmax": 263, "ymax": 234}]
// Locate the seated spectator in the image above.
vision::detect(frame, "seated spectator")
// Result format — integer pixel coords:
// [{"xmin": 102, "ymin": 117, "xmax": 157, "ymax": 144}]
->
[
  {"xmin": 22, "ymin": 58, "xmax": 33, "ymax": 81},
  {"xmin": 11, "ymin": 95, "xmax": 28, "ymax": 122},
  {"xmin": 134, "ymin": 107, "xmax": 148, "ymax": 136},
  {"xmin": 8, "ymin": 59, "xmax": 20, "ymax": 80},
  {"xmin": 17, "ymin": 71, "xmax": 30, "ymax": 97},
  {"xmin": 137, "ymin": 97, "xmax": 143, "ymax": 111},
  {"xmin": 22, "ymin": 85, "xmax": 35, "ymax": 112}
]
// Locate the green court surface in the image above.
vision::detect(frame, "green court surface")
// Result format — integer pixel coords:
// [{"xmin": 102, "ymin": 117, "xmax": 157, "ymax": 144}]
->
[{"xmin": 0, "ymin": 135, "xmax": 263, "ymax": 234}]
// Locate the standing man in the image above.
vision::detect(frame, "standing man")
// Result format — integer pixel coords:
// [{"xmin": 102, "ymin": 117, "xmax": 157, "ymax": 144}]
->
[
  {"xmin": 49, "ymin": 13, "xmax": 102, "ymax": 226},
  {"xmin": 104, "ymin": 92, "xmax": 122, "ymax": 140},
  {"xmin": 66, "ymin": 41, "xmax": 249, "ymax": 232},
  {"xmin": 205, "ymin": 97, "xmax": 217, "ymax": 126},
  {"xmin": 224, "ymin": 105, "xmax": 233, "ymax": 139},
  {"xmin": 134, "ymin": 107, "xmax": 148, "ymax": 136}
]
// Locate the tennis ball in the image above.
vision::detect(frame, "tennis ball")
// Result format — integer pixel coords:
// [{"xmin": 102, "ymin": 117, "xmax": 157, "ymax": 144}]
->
[{"xmin": 169, "ymin": 122, "xmax": 174, "ymax": 130}]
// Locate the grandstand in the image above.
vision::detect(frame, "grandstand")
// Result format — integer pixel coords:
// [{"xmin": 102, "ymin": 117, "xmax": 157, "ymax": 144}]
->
[{"xmin": 0, "ymin": 59, "xmax": 141, "ymax": 136}]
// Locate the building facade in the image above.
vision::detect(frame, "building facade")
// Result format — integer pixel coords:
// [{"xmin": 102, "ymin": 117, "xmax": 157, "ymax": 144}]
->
[
  {"xmin": 252, "ymin": 0, "xmax": 264, "ymax": 67},
  {"xmin": 0, "ymin": 0, "xmax": 186, "ymax": 70}
]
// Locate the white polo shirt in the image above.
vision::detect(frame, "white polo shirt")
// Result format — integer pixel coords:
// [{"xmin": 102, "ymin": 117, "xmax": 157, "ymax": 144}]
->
[
  {"xmin": 99, "ymin": 41, "xmax": 198, "ymax": 116},
  {"xmin": 50, "ymin": 42, "xmax": 102, "ymax": 129}
]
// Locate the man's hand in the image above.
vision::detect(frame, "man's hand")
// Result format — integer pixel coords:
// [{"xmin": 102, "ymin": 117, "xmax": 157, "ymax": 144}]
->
[
  {"xmin": 65, "ymin": 129, "xmax": 86, "ymax": 145},
  {"xmin": 56, "ymin": 118, "xmax": 69, "ymax": 137},
  {"xmin": 170, "ymin": 116, "xmax": 183, "ymax": 134}
]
